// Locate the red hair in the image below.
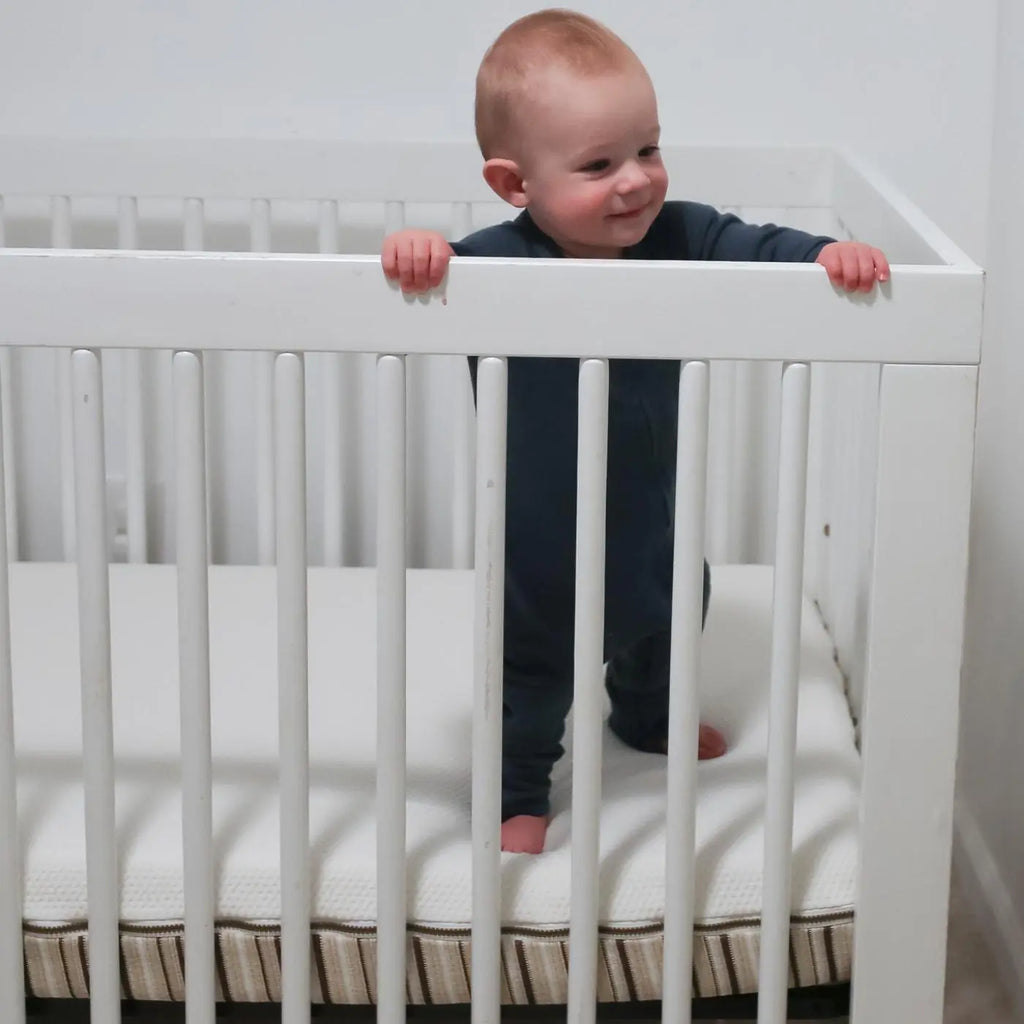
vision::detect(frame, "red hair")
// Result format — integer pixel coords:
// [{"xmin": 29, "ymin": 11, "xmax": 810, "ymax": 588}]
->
[{"xmin": 474, "ymin": 9, "xmax": 642, "ymax": 158}]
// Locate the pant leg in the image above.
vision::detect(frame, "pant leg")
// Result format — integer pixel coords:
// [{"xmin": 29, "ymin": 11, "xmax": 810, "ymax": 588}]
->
[
  {"xmin": 604, "ymin": 391, "xmax": 712, "ymax": 752},
  {"xmin": 605, "ymin": 562, "xmax": 710, "ymax": 751},
  {"xmin": 498, "ymin": 359, "xmax": 685, "ymax": 820},
  {"xmin": 498, "ymin": 357, "xmax": 580, "ymax": 820}
]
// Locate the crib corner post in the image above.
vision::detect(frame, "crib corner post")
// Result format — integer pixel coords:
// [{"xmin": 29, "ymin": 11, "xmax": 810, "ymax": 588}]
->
[
  {"xmin": 851, "ymin": 362, "xmax": 978, "ymax": 1024},
  {"xmin": 0, "ymin": 347, "xmax": 24, "ymax": 1024}
]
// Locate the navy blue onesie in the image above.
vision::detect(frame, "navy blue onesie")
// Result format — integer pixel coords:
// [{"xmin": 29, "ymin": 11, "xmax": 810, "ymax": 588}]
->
[{"xmin": 451, "ymin": 202, "xmax": 832, "ymax": 821}]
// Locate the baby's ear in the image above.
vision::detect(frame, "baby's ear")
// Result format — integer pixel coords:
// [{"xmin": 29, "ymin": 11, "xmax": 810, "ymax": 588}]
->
[{"xmin": 482, "ymin": 159, "xmax": 527, "ymax": 208}]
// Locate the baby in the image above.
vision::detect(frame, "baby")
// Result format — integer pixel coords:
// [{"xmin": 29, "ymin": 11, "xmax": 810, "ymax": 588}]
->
[{"xmin": 381, "ymin": 9, "xmax": 888, "ymax": 855}]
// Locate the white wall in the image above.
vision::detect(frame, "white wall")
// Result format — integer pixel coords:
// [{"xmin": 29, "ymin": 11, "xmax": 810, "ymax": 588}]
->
[
  {"xmin": 956, "ymin": 0, "xmax": 1024, "ymax": 1009},
  {"xmin": 0, "ymin": 0, "xmax": 997, "ymax": 258}
]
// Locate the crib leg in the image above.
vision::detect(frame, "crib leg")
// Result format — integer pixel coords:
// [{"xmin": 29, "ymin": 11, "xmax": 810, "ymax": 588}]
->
[{"xmin": 850, "ymin": 364, "xmax": 977, "ymax": 1024}]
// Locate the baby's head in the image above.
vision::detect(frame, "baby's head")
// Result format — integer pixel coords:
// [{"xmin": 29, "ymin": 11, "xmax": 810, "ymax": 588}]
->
[{"xmin": 475, "ymin": 9, "xmax": 668, "ymax": 258}]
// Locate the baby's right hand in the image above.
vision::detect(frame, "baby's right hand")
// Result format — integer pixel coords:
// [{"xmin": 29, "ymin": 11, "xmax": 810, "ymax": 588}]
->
[{"xmin": 381, "ymin": 229, "xmax": 453, "ymax": 294}]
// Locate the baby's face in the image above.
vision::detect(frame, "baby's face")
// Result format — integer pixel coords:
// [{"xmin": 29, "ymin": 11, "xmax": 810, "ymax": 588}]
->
[{"xmin": 515, "ymin": 64, "xmax": 668, "ymax": 258}]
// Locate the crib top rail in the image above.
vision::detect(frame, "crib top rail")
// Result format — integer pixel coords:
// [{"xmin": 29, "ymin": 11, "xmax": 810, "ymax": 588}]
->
[{"xmin": 0, "ymin": 248, "xmax": 981, "ymax": 364}]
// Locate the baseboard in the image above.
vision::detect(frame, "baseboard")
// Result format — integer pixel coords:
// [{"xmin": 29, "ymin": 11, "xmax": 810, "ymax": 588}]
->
[{"xmin": 953, "ymin": 799, "xmax": 1024, "ymax": 1018}]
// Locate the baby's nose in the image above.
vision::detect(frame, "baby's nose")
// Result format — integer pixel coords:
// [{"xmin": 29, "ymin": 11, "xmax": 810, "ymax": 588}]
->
[{"xmin": 617, "ymin": 161, "xmax": 650, "ymax": 192}]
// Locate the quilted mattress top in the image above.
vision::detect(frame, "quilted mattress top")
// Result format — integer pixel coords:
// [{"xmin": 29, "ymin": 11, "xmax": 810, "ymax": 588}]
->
[{"xmin": 11, "ymin": 562, "xmax": 859, "ymax": 927}]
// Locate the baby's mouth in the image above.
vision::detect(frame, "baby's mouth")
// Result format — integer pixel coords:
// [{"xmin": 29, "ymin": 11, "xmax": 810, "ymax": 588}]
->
[{"xmin": 609, "ymin": 204, "xmax": 647, "ymax": 220}]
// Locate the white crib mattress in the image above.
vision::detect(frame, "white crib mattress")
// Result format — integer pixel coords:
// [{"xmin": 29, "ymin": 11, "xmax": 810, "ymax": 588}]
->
[{"xmin": 13, "ymin": 563, "xmax": 858, "ymax": 1004}]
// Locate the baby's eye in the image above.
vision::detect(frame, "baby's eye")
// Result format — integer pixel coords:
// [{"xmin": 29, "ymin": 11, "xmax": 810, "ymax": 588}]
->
[
  {"xmin": 580, "ymin": 158, "xmax": 610, "ymax": 173},
  {"xmin": 639, "ymin": 145, "xmax": 661, "ymax": 158}
]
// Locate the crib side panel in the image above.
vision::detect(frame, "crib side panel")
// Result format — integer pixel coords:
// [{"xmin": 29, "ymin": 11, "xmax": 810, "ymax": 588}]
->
[
  {"xmin": 0, "ymin": 169, "xmax": 979, "ymax": 572},
  {"xmin": 803, "ymin": 362, "xmax": 881, "ymax": 725},
  {"xmin": 4, "ymin": 260, "xmax": 977, "ymax": 569}
]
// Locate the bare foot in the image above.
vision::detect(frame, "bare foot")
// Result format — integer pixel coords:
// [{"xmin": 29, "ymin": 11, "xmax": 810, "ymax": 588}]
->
[
  {"xmin": 698, "ymin": 723, "xmax": 728, "ymax": 759},
  {"xmin": 501, "ymin": 814, "xmax": 549, "ymax": 854},
  {"xmin": 659, "ymin": 723, "xmax": 727, "ymax": 759}
]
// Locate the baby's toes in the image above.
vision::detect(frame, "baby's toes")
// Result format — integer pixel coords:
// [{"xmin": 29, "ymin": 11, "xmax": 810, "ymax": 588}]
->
[
  {"xmin": 500, "ymin": 815, "xmax": 548, "ymax": 854},
  {"xmin": 698, "ymin": 723, "xmax": 727, "ymax": 760}
]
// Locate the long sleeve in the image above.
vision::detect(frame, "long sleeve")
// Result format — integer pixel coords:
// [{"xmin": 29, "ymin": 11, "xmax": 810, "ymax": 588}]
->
[{"xmin": 641, "ymin": 201, "xmax": 834, "ymax": 263}]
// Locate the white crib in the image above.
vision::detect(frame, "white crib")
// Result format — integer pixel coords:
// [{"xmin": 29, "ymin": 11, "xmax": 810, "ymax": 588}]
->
[{"xmin": 0, "ymin": 139, "xmax": 982, "ymax": 1024}]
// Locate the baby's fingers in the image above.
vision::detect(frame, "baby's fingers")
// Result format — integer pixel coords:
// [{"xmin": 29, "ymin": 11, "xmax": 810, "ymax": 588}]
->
[
  {"xmin": 820, "ymin": 256, "xmax": 843, "ymax": 287},
  {"xmin": 873, "ymin": 247, "xmax": 891, "ymax": 284},
  {"xmin": 381, "ymin": 236, "xmax": 400, "ymax": 280},
  {"xmin": 428, "ymin": 237, "xmax": 453, "ymax": 289},
  {"xmin": 816, "ymin": 244, "xmax": 845, "ymax": 287},
  {"xmin": 382, "ymin": 231, "xmax": 450, "ymax": 294},
  {"xmin": 410, "ymin": 235, "xmax": 433, "ymax": 292},
  {"xmin": 851, "ymin": 244, "xmax": 890, "ymax": 291},
  {"xmin": 817, "ymin": 241, "xmax": 890, "ymax": 292},
  {"xmin": 394, "ymin": 239, "xmax": 427, "ymax": 293},
  {"xmin": 855, "ymin": 245, "xmax": 876, "ymax": 292},
  {"xmin": 827, "ymin": 247, "xmax": 860, "ymax": 292}
]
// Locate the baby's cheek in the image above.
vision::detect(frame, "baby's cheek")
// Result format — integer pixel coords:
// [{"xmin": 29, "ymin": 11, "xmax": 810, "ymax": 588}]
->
[
  {"xmin": 572, "ymin": 185, "xmax": 614, "ymax": 219},
  {"xmin": 645, "ymin": 166, "xmax": 669, "ymax": 205}
]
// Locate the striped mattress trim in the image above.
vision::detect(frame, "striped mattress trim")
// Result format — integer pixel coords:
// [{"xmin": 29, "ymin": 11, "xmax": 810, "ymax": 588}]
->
[{"xmin": 23, "ymin": 910, "xmax": 854, "ymax": 1005}]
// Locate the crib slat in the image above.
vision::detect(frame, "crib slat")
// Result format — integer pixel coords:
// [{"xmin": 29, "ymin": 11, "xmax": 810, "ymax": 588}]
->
[
  {"xmin": 0, "ymin": 348, "xmax": 18, "ymax": 561},
  {"xmin": 450, "ymin": 196, "xmax": 477, "ymax": 569},
  {"xmin": 122, "ymin": 349, "xmax": 148, "ymax": 562},
  {"xmin": 0, "ymin": 207, "xmax": 11, "ymax": 562},
  {"xmin": 117, "ymin": 195, "xmax": 138, "ymax": 250},
  {"xmin": 52, "ymin": 199, "xmax": 77, "ymax": 561},
  {"xmin": 318, "ymin": 198, "xmax": 339, "ymax": 253},
  {"xmin": 451, "ymin": 201, "xmax": 472, "ymax": 241},
  {"xmin": 662, "ymin": 361, "xmax": 710, "ymax": 1024},
  {"xmin": 385, "ymin": 201, "xmax": 405, "ymax": 236},
  {"xmin": 184, "ymin": 197, "xmax": 204, "ymax": 251},
  {"xmin": 119, "ymin": 198, "xmax": 149, "ymax": 564},
  {"xmin": 71, "ymin": 349, "xmax": 121, "ymax": 1022},
  {"xmin": 250, "ymin": 197, "xmax": 272, "ymax": 252},
  {"xmin": 253, "ymin": 201, "xmax": 276, "ymax": 565},
  {"xmin": 275, "ymin": 353, "xmax": 311, "ymax": 1023},
  {"xmin": 567, "ymin": 358, "xmax": 609, "ymax": 1024},
  {"xmin": 52, "ymin": 195, "xmax": 72, "ymax": 246},
  {"xmin": 470, "ymin": 357, "xmax": 506, "ymax": 1024},
  {"xmin": 757, "ymin": 362, "xmax": 811, "ymax": 1024},
  {"xmin": 729, "ymin": 360, "xmax": 758, "ymax": 561},
  {"xmin": 182, "ymin": 199, "xmax": 214, "ymax": 563},
  {"xmin": 256, "ymin": 354, "xmax": 276, "ymax": 564},
  {"xmin": 450, "ymin": 203, "xmax": 475, "ymax": 569},
  {"xmin": 448, "ymin": 181, "xmax": 476, "ymax": 571},
  {"xmin": 0, "ymin": 199, "xmax": 17, "ymax": 562},
  {"xmin": 58, "ymin": 350, "xmax": 76, "ymax": 559},
  {"xmin": 173, "ymin": 351, "xmax": 216, "ymax": 1023},
  {"xmin": 0, "ymin": 359, "xmax": 25, "ymax": 1024},
  {"xmin": 322, "ymin": 352, "xmax": 347, "ymax": 566},
  {"xmin": 376, "ymin": 354, "xmax": 407, "ymax": 1024},
  {"xmin": 318, "ymin": 201, "xmax": 348, "ymax": 567},
  {"xmin": 706, "ymin": 360, "xmax": 735, "ymax": 563},
  {"xmin": 451, "ymin": 357, "xmax": 474, "ymax": 569},
  {"xmin": 755, "ymin": 360, "xmax": 785, "ymax": 562}
]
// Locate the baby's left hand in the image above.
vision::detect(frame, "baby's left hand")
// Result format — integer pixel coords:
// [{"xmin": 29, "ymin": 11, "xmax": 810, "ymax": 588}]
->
[{"xmin": 816, "ymin": 241, "xmax": 890, "ymax": 293}]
